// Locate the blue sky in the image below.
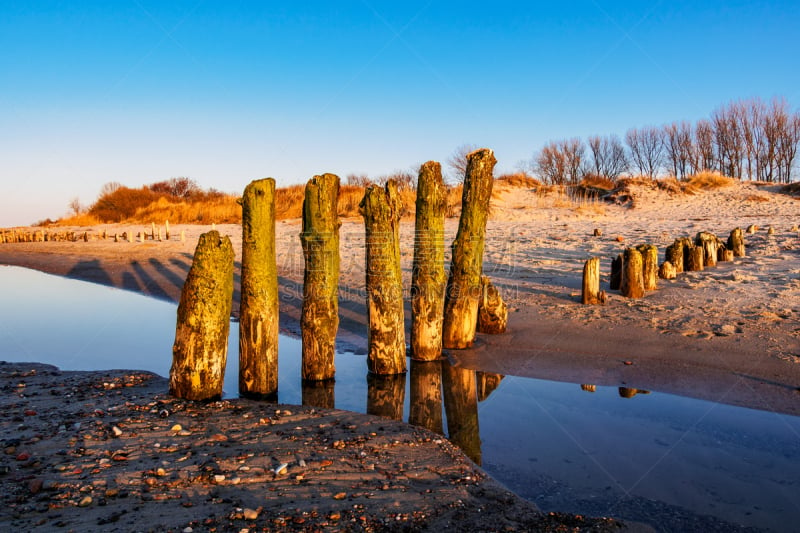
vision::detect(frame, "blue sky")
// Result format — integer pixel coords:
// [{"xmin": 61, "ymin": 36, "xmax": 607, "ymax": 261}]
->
[{"xmin": 2, "ymin": 1, "xmax": 799, "ymax": 225}]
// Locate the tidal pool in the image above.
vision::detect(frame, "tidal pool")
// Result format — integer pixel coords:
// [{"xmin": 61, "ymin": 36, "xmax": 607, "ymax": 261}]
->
[{"xmin": 0, "ymin": 265, "xmax": 797, "ymax": 532}]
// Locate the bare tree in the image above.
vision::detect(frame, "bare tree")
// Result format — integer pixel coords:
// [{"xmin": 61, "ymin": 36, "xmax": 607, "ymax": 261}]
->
[
  {"xmin": 694, "ymin": 119, "xmax": 716, "ymax": 173},
  {"xmin": 587, "ymin": 134, "xmax": 628, "ymax": 180},
  {"xmin": 711, "ymin": 104, "xmax": 745, "ymax": 179},
  {"xmin": 662, "ymin": 121, "xmax": 694, "ymax": 179},
  {"xmin": 446, "ymin": 144, "xmax": 478, "ymax": 184},
  {"xmin": 99, "ymin": 181, "xmax": 123, "ymax": 198},
  {"xmin": 534, "ymin": 138, "xmax": 586, "ymax": 185},
  {"xmin": 68, "ymin": 197, "xmax": 83, "ymax": 216},
  {"xmin": 625, "ymin": 126, "xmax": 664, "ymax": 179},
  {"xmin": 346, "ymin": 173, "xmax": 372, "ymax": 186}
]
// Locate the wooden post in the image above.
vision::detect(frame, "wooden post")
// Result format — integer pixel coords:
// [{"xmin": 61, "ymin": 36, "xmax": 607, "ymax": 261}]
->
[
  {"xmin": 366, "ymin": 373, "xmax": 405, "ymax": 420},
  {"xmin": 151, "ymin": 222, "xmax": 156, "ymax": 240},
  {"xmin": 695, "ymin": 232, "xmax": 719, "ymax": 267},
  {"xmin": 581, "ymin": 257, "xmax": 604, "ymax": 304},
  {"xmin": 637, "ymin": 244, "xmax": 659, "ymax": 291},
  {"xmin": 728, "ymin": 228, "xmax": 745, "ymax": 257},
  {"xmin": 165, "ymin": 220, "xmax": 170, "ymax": 240},
  {"xmin": 360, "ymin": 181, "xmax": 406, "ymax": 375},
  {"xmin": 300, "ymin": 173, "xmax": 340, "ymax": 381},
  {"xmin": 620, "ymin": 247, "xmax": 645, "ymax": 298},
  {"xmin": 442, "ymin": 361, "xmax": 481, "ymax": 465},
  {"xmin": 659, "ymin": 261, "xmax": 677, "ymax": 279},
  {"xmin": 180, "ymin": 230, "xmax": 186, "ymax": 243},
  {"xmin": 442, "ymin": 148, "xmax": 496, "ymax": 349},
  {"xmin": 477, "ymin": 276, "xmax": 508, "ymax": 331},
  {"xmin": 685, "ymin": 245, "xmax": 705, "ymax": 271},
  {"xmin": 239, "ymin": 178, "xmax": 279, "ymax": 399},
  {"xmin": 665, "ymin": 240, "xmax": 685, "ymax": 274},
  {"xmin": 411, "ymin": 161, "xmax": 447, "ymax": 361},
  {"xmin": 409, "ymin": 360, "xmax": 444, "ymax": 435},
  {"xmin": 169, "ymin": 231, "xmax": 234, "ymax": 401}
]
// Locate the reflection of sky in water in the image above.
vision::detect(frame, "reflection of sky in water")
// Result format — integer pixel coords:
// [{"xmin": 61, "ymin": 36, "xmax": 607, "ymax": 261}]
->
[{"xmin": 1, "ymin": 265, "xmax": 798, "ymax": 532}]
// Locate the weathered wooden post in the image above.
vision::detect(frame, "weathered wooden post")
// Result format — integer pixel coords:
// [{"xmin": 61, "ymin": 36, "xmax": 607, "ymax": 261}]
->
[
  {"xmin": 409, "ymin": 360, "xmax": 444, "ymax": 434},
  {"xmin": 165, "ymin": 220, "xmax": 171, "ymax": 241},
  {"xmin": 366, "ymin": 373, "xmax": 405, "ymax": 420},
  {"xmin": 442, "ymin": 148, "xmax": 496, "ymax": 349},
  {"xmin": 620, "ymin": 247, "xmax": 645, "ymax": 298},
  {"xmin": 637, "ymin": 244, "xmax": 659, "ymax": 291},
  {"xmin": 665, "ymin": 240, "xmax": 685, "ymax": 274},
  {"xmin": 581, "ymin": 257, "xmax": 605, "ymax": 304},
  {"xmin": 239, "ymin": 178, "xmax": 279, "ymax": 399},
  {"xmin": 169, "ymin": 231, "xmax": 234, "ymax": 401},
  {"xmin": 695, "ymin": 232, "xmax": 719, "ymax": 267},
  {"xmin": 151, "ymin": 222, "xmax": 156, "ymax": 240},
  {"xmin": 728, "ymin": 228, "xmax": 745, "ymax": 257},
  {"xmin": 360, "ymin": 181, "xmax": 406, "ymax": 375},
  {"xmin": 477, "ymin": 276, "xmax": 508, "ymax": 331},
  {"xmin": 300, "ymin": 173, "xmax": 340, "ymax": 381},
  {"xmin": 411, "ymin": 161, "xmax": 447, "ymax": 361},
  {"xmin": 442, "ymin": 361, "xmax": 481, "ymax": 465},
  {"xmin": 180, "ymin": 230, "xmax": 186, "ymax": 243},
  {"xmin": 685, "ymin": 244, "xmax": 705, "ymax": 271},
  {"xmin": 659, "ymin": 261, "xmax": 677, "ymax": 279}
]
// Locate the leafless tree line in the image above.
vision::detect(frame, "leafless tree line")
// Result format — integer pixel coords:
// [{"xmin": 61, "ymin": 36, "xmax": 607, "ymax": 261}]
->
[{"xmin": 532, "ymin": 96, "xmax": 800, "ymax": 185}]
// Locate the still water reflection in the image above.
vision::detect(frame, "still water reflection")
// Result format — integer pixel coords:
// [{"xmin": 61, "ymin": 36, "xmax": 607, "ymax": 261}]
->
[{"xmin": 1, "ymin": 266, "xmax": 798, "ymax": 532}]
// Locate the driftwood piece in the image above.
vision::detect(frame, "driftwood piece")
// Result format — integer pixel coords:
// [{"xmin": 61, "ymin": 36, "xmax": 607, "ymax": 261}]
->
[
  {"xmin": 409, "ymin": 360, "xmax": 444, "ymax": 435},
  {"xmin": 411, "ymin": 161, "xmax": 447, "ymax": 361},
  {"xmin": 169, "ymin": 231, "xmax": 234, "ymax": 401},
  {"xmin": 300, "ymin": 174, "xmax": 340, "ymax": 381},
  {"xmin": 620, "ymin": 247, "xmax": 645, "ymax": 298},
  {"xmin": 442, "ymin": 148, "xmax": 496, "ymax": 349},
  {"xmin": 728, "ymin": 227, "xmax": 746, "ymax": 257},
  {"xmin": 239, "ymin": 178, "xmax": 279, "ymax": 399},
  {"xmin": 477, "ymin": 276, "xmax": 508, "ymax": 333},
  {"xmin": 360, "ymin": 181, "xmax": 406, "ymax": 375}
]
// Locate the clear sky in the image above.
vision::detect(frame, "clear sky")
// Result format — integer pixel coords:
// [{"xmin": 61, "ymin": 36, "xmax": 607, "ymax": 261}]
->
[{"xmin": 2, "ymin": 1, "xmax": 799, "ymax": 226}]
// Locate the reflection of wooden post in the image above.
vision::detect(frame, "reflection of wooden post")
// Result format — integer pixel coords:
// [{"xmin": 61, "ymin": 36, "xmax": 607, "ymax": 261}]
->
[
  {"xmin": 442, "ymin": 148, "xmax": 496, "ymax": 349},
  {"xmin": 239, "ymin": 178, "xmax": 279, "ymax": 399},
  {"xmin": 300, "ymin": 174, "xmax": 340, "ymax": 381},
  {"xmin": 636, "ymin": 244, "xmax": 658, "ymax": 291},
  {"xmin": 477, "ymin": 276, "xmax": 508, "ymax": 331},
  {"xmin": 476, "ymin": 371, "xmax": 503, "ymax": 401},
  {"xmin": 728, "ymin": 228, "xmax": 745, "ymax": 257},
  {"xmin": 442, "ymin": 361, "xmax": 481, "ymax": 465},
  {"xmin": 367, "ymin": 373, "xmax": 405, "ymax": 420},
  {"xmin": 409, "ymin": 360, "xmax": 443, "ymax": 435},
  {"xmin": 411, "ymin": 161, "xmax": 446, "ymax": 361},
  {"xmin": 620, "ymin": 247, "xmax": 644, "ymax": 298},
  {"xmin": 169, "ymin": 231, "xmax": 234, "ymax": 401},
  {"xmin": 302, "ymin": 379, "xmax": 335, "ymax": 409},
  {"xmin": 360, "ymin": 181, "xmax": 406, "ymax": 375},
  {"xmin": 581, "ymin": 257, "xmax": 604, "ymax": 304}
]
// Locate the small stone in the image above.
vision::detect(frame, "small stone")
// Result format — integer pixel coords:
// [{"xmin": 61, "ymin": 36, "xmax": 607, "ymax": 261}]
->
[
  {"xmin": 112, "ymin": 426, "xmax": 123, "ymax": 437},
  {"xmin": 333, "ymin": 492, "xmax": 347, "ymax": 500},
  {"xmin": 214, "ymin": 474, "xmax": 225, "ymax": 483},
  {"xmin": 616, "ymin": 236, "xmax": 624, "ymax": 242},
  {"xmin": 183, "ymin": 528, "xmax": 193, "ymax": 533},
  {"xmin": 78, "ymin": 496, "xmax": 92, "ymax": 507},
  {"xmin": 171, "ymin": 424, "xmax": 182, "ymax": 432},
  {"xmin": 156, "ymin": 468, "xmax": 166, "ymax": 477},
  {"xmin": 593, "ymin": 228, "xmax": 603, "ymax": 236},
  {"xmin": 4, "ymin": 446, "xmax": 16, "ymax": 455},
  {"xmin": 28, "ymin": 478, "xmax": 43, "ymax": 494},
  {"xmin": 15, "ymin": 452, "xmax": 30, "ymax": 461},
  {"xmin": 329, "ymin": 512, "xmax": 341, "ymax": 521},
  {"xmin": 24, "ymin": 409, "xmax": 37, "ymax": 416},
  {"xmin": 243, "ymin": 508, "xmax": 260, "ymax": 520}
]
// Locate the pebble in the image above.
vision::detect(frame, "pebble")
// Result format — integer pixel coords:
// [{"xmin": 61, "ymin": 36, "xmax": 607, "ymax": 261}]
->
[
  {"xmin": 243, "ymin": 508, "xmax": 260, "ymax": 520},
  {"xmin": 112, "ymin": 426, "xmax": 123, "ymax": 437},
  {"xmin": 213, "ymin": 474, "xmax": 225, "ymax": 483},
  {"xmin": 78, "ymin": 496, "xmax": 92, "ymax": 507},
  {"xmin": 171, "ymin": 424, "xmax": 182, "ymax": 432}
]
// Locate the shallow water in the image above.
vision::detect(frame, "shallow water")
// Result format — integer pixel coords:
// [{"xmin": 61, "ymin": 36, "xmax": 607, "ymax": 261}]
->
[{"xmin": 1, "ymin": 265, "xmax": 798, "ymax": 532}]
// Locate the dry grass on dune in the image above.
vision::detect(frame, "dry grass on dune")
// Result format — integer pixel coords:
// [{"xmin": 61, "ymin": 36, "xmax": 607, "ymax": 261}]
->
[
  {"xmin": 685, "ymin": 171, "xmax": 736, "ymax": 190},
  {"xmin": 495, "ymin": 172, "xmax": 542, "ymax": 189},
  {"xmin": 127, "ymin": 196, "xmax": 243, "ymax": 224}
]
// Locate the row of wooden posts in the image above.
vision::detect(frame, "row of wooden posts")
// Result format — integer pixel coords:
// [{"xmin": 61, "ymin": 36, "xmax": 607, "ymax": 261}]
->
[
  {"xmin": 0, "ymin": 222, "xmax": 187, "ymax": 244},
  {"xmin": 169, "ymin": 149, "xmax": 508, "ymax": 401},
  {"xmin": 581, "ymin": 226, "xmax": 750, "ymax": 304}
]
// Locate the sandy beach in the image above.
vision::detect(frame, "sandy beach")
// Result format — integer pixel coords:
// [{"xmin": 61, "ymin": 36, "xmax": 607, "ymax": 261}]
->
[{"xmin": 0, "ymin": 179, "xmax": 798, "ymax": 530}]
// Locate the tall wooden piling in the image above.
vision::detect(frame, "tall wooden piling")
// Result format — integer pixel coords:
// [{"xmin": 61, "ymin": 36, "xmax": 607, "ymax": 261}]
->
[
  {"xmin": 239, "ymin": 178, "xmax": 279, "ymax": 399},
  {"xmin": 665, "ymin": 240, "xmax": 685, "ymax": 274},
  {"xmin": 300, "ymin": 174, "xmax": 340, "ymax": 381},
  {"xmin": 620, "ymin": 247, "xmax": 645, "ymax": 298},
  {"xmin": 442, "ymin": 148, "xmax": 497, "ymax": 349},
  {"xmin": 695, "ymin": 232, "xmax": 719, "ymax": 267},
  {"xmin": 685, "ymin": 245, "xmax": 705, "ymax": 271},
  {"xmin": 360, "ymin": 181, "xmax": 406, "ymax": 375},
  {"xmin": 169, "ymin": 231, "xmax": 234, "ymax": 401},
  {"xmin": 411, "ymin": 161, "xmax": 447, "ymax": 361}
]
